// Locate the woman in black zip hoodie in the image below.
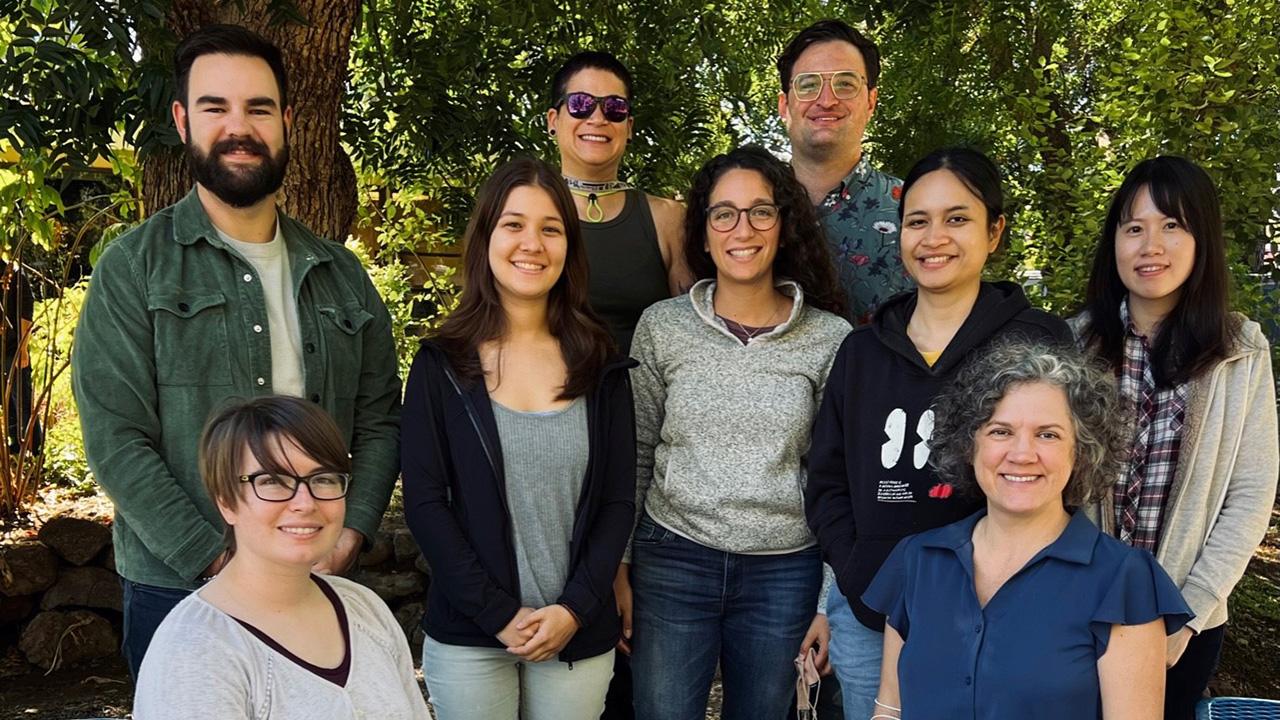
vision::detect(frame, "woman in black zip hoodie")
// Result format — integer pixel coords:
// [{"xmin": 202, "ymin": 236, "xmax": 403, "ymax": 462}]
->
[
  {"xmin": 803, "ymin": 147, "xmax": 1072, "ymax": 718},
  {"xmin": 401, "ymin": 157, "xmax": 635, "ymax": 720}
]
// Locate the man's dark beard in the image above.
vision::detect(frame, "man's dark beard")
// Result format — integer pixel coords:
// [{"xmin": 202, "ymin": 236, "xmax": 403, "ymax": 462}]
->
[{"xmin": 185, "ymin": 133, "xmax": 289, "ymax": 208}]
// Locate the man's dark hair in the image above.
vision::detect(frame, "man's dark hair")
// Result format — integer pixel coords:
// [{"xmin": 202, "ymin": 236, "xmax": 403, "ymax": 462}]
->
[
  {"xmin": 173, "ymin": 24, "xmax": 289, "ymax": 108},
  {"xmin": 777, "ymin": 19, "xmax": 881, "ymax": 93},
  {"xmin": 549, "ymin": 51, "xmax": 635, "ymax": 108}
]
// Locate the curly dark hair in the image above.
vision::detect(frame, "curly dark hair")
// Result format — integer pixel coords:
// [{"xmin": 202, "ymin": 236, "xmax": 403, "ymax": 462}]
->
[
  {"xmin": 929, "ymin": 340, "xmax": 1126, "ymax": 508},
  {"xmin": 682, "ymin": 145, "xmax": 847, "ymax": 318}
]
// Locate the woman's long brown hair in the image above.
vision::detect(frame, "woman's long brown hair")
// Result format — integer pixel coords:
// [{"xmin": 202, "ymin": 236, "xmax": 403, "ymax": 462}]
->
[{"xmin": 431, "ymin": 156, "xmax": 614, "ymax": 399}]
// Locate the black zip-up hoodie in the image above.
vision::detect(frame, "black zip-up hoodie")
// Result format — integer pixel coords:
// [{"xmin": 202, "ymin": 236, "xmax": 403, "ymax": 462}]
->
[
  {"xmin": 400, "ymin": 340, "xmax": 637, "ymax": 662},
  {"xmin": 804, "ymin": 281, "xmax": 1071, "ymax": 630}
]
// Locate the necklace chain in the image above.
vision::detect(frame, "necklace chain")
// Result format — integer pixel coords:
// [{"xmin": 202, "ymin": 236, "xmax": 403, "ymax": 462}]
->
[{"xmin": 718, "ymin": 298, "xmax": 787, "ymax": 343}]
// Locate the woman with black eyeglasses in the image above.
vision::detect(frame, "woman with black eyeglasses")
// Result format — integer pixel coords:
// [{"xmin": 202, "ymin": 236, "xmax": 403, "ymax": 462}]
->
[
  {"xmin": 622, "ymin": 145, "xmax": 849, "ymax": 719},
  {"xmin": 134, "ymin": 396, "xmax": 429, "ymax": 719},
  {"xmin": 547, "ymin": 51, "xmax": 693, "ymax": 356}
]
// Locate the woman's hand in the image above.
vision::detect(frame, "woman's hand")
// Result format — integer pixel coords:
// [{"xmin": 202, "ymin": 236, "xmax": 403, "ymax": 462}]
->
[
  {"xmin": 496, "ymin": 607, "xmax": 538, "ymax": 649},
  {"xmin": 507, "ymin": 604, "xmax": 581, "ymax": 662},
  {"xmin": 1165, "ymin": 626, "xmax": 1194, "ymax": 668},
  {"xmin": 614, "ymin": 563, "xmax": 634, "ymax": 654},
  {"xmin": 796, "ymin": 613, "xmax": 832, "ymax": 676}
]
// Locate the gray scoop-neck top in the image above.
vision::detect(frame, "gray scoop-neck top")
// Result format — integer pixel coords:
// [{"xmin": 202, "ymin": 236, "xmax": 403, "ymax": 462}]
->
[{"xmin": 491, "ymin": 396, "xmax": 589, "ymax": 608}]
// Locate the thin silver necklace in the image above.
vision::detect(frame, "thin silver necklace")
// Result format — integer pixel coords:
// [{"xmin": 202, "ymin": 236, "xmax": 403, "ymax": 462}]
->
[{"xmin": 718, "ymin": 299, "xmax": 787, "ymax": 342}]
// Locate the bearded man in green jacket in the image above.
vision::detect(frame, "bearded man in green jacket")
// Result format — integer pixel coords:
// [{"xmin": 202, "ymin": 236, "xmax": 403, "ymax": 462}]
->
[{"xmin": 71, "ymin": 24, "xmax": 400, "ymax": 680}]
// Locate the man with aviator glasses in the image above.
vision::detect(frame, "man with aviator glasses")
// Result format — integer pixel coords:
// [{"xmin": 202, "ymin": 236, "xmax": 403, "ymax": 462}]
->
[{"xmin": 778, "ymin": 19, "xmax": 911, "ymax": 326}]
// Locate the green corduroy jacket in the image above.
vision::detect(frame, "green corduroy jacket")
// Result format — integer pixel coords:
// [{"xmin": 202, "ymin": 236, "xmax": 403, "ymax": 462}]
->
[{"xmin": 71, "ymin": 189, "xmax": 401, "ymax": 590}]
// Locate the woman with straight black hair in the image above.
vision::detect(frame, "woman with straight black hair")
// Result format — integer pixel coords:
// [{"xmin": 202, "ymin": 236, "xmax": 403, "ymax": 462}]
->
[
  {"xmin": 622, "ymin": 145, "xmax": 850, "ymax": 719},
  {"xmin": 1073, "ymin": 156, "xmax": 1278, "ymax": 720},
  {"xmin": 804, "ymin": 147, "xmax": 1073, "ymax": 719},
  {"xmin": 401, "ymin": 156, "xmax": 636, "ymax": 720}
]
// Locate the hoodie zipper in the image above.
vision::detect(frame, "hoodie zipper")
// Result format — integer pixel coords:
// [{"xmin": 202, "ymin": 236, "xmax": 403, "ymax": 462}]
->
[{"xmin": 440, "ymin": 363, "xmax": 522, "ymax": 603}]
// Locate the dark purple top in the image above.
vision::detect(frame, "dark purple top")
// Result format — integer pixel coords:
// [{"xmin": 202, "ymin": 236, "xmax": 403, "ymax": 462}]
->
[
  {"xmin": 231, "ymin": 575, "xmax": 351, "ymax": 687},
  {"xmin": 716, "ymin": 315, "xmax": 778, "ymax": 345}
]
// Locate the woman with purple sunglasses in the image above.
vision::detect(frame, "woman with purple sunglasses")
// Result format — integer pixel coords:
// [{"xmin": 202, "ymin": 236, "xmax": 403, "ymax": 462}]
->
[{"xmin": 547, "ymin": 52, "xmax": 693, "ymax": 358}]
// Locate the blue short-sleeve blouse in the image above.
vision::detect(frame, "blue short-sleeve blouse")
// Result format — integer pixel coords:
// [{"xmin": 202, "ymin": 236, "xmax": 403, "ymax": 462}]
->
[{"xmin": 862, "ymin": 510, "xmax": 1191, "ymax": 720}]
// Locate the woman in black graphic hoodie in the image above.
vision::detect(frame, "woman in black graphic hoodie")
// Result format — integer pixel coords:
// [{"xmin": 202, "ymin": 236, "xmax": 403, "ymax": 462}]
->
[{"xmin": 803, "ymin": 148, "xmax": 1072, "ymax": 717}]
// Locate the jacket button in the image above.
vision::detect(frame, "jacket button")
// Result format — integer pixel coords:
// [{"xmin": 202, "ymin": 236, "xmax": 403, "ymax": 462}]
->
[
  {"xmin": 310, "ymin": 393, "xmax": 320, "ymax": 403},
  {"xmin": 256, "ymin": 377, "xmax": 265, "ymax": 386},
  {"xmin": 343, "ymin": 319, "xmax": 353, "ymax": 329},
  {"xmin": 253, "ymin": 324, "xmax": 263, "ymax": 333},
  {"xmin": 177, "ymin": 302, "xmax": 190, "ymax": 312},
  {"xmin": 305, "ymin": 342, "xmax": 315, "ymax": 353}
]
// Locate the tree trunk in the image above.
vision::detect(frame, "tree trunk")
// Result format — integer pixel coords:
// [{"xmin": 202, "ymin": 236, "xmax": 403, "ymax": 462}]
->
[{"xmin": 141, "ymin": 0, "xmax": 360, "ymax": 243}]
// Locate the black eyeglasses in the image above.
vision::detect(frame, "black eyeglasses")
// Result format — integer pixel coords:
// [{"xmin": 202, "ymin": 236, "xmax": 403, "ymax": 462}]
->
[
  {"xmin": 238, "ymin": 471, "xmax": 351, "ymax": 502},
  {"xmin": 706, "ymin": 204, "xmax": 781, "ymax": 233},
  {"xmin": 558, "ymin": 92, "xmax": 632, "ymax": 122}
]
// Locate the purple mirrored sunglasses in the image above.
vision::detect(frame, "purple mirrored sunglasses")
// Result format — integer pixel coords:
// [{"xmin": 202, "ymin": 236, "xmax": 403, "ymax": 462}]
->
[{"xmin": 559, "ymin": 92, "xmax": 631, "ymax": 122}]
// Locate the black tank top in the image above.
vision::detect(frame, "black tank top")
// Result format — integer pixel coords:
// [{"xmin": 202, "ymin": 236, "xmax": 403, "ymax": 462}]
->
[{"xmin": 581, "ymin": 189, "xmax": 670, "ymax": 354}]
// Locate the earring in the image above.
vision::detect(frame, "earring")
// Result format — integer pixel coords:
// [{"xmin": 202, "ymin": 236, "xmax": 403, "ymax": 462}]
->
[{"xmin": 550, "ymin": 128, "xmax": 557, "ymax": 136}]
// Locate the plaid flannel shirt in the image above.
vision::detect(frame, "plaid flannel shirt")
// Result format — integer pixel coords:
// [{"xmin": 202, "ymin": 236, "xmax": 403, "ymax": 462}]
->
[{"xmin": 1114, "ymin": 299, "xmax": 1189, "ymax": 553}]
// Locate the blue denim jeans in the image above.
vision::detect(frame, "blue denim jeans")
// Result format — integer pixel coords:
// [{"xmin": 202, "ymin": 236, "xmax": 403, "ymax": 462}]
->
[
  {"xmin": 629, "ymin": 514, "xmax": 822, "ymax": 720},
  {"xmin": 826, "ymin": 585, "xmax": 883, "ymax": 720},
  {"xmin": 120, "ymin": 578, "xmax": 192, "ymax": 681}
]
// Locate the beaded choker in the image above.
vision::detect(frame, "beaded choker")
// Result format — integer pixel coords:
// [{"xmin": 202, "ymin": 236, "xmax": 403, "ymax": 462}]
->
[{"xmin": 563, "ymin": 177, "xmax": 633, "ymax": 222}]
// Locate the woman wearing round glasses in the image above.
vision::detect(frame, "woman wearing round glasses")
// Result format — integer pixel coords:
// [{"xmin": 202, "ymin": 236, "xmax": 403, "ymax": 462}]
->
[
  {"xmin": 623, "ymin": 145, "xmax": 849, "ymax": 719},
  {"xmin": 134, "ymin": 396, "xmax": 429, "ymax": 719},
  {"xmin": 547, "ymin": 51, "xmax": 693, "ymax": 355}
]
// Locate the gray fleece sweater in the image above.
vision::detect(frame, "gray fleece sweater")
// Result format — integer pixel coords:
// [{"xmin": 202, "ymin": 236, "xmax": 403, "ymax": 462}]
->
[{"xmin": 629, "ymin": 279, "xmax": 850, "ymax": 558}]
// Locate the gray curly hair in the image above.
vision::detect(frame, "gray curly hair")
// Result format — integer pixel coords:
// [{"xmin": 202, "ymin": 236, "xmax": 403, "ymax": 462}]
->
[{"xmin": 929, "ymin": 339, "xmax": 1126, "ymax": 507}]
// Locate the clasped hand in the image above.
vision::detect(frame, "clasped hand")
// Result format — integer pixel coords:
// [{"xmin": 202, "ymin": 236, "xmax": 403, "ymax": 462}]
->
[{"xmin": 497, "ymin": 605, "xmax": 581, "ymax": 663}]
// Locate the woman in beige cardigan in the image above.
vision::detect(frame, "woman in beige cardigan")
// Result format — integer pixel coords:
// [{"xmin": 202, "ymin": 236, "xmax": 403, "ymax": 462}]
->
[{"xmin": 1073, "ymin": 156, "xmax": 1278, "ymax": 720}]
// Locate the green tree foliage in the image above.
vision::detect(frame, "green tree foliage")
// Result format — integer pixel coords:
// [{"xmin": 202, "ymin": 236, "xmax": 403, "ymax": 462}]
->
[
  {"xmin": 347, "ymin": 0, "xmax": 1279, "ymax": 332},
  {"xmin": 345, "ymin": 0, "xmax": 825, "ymax": 250},
  {"xmin": 871, "ymin": 0, "xmax": 1280, "ymax": 319}
]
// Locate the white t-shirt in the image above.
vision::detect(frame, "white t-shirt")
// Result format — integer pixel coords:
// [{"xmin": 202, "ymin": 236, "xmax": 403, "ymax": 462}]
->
[
  {"xmin": 217, "ymin": 223, "xmax": 305, "ymax": 397},
  {"xmin": 134, "ymin": 575, "xmax": 430, "ymax": 720}
]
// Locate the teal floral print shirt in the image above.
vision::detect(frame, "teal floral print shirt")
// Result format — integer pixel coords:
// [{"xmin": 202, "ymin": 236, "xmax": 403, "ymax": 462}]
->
[{"xmin": 815, "ymin": 155, "xmax": 913, "ymax": 324}]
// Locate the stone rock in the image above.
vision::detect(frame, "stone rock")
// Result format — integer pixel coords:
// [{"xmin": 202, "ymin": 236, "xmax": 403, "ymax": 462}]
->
[
  {"xmin": 40, "ymin": 566, "xmax": 123, "ymax": 612},
  {"xmin": 414, "ymin": 553, "xmax": 430, "ymax": 577},
  {"xmin": 0, "ymin": 643, "xmax": 32, "ymax": 678},
  {"xmin": 0, "ymin": 542, "xmax": 58, "ymax": 596},
  {"xmin": 354, "ymin": 570, "xmax": 424, "ymax": 604},
  {"xmin": 37, "ymin": 515, "xmax": 112, "ymax": 566},
  {"xmin": 393, "ymin": 602, "xmax": 424, "ymax": 641},
  {"xmin": 97, "ymin": 544, "xmax": 116, "ymax": 573},
  {"xmin": 392, "ymin": 528, "xmax": 420, "ymax": 565},
  {"xmin": 358, "ymin": 531, "xmax": 393, "ymax": 568},
  {"xmin": 0, "ymin": 594, "xmax": 35, "ymax": 625},
  {"xmin": 19, "ymin": 609, "xmax": 117, "ymax": 670}
]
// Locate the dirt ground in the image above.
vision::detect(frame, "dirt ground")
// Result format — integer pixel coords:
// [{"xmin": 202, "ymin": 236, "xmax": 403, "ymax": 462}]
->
[{"xmin": 1, "ymin": 493, "xmax": 1277, "ymax": 719}]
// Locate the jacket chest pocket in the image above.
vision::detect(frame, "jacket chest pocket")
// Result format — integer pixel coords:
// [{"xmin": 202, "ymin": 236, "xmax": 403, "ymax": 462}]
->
[
  {"xmin": 317, "ymin": 303, "xmax": 373, "ymax": 397},
  {"xmin": 149, "ymin": 291, "xmax": 233, "ymax": 386}
]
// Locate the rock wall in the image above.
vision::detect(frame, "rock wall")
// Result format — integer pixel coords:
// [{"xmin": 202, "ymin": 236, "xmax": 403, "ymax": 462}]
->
[{"xmin": 0, "ymin": 512, "xmax": 431, "ymax": 675}]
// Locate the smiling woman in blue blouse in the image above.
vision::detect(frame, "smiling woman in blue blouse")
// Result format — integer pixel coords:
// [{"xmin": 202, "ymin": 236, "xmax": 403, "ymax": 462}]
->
[{"xmin": 863, "ymin": 341, "xmax": 1191, "ymax": 720}]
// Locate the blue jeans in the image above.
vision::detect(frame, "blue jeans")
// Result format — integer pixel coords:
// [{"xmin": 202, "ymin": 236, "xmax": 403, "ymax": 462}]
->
[
  {"xmin": 629, "ymin": 514, "xmax": 822, "ymax": 720},
  {"xmin": 121, "ymin": 578, "xmax": 191, "ymax": 680},
  {"xmin": 826, "ymin": 585, "xmax": 883, "ymax": 720}
]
